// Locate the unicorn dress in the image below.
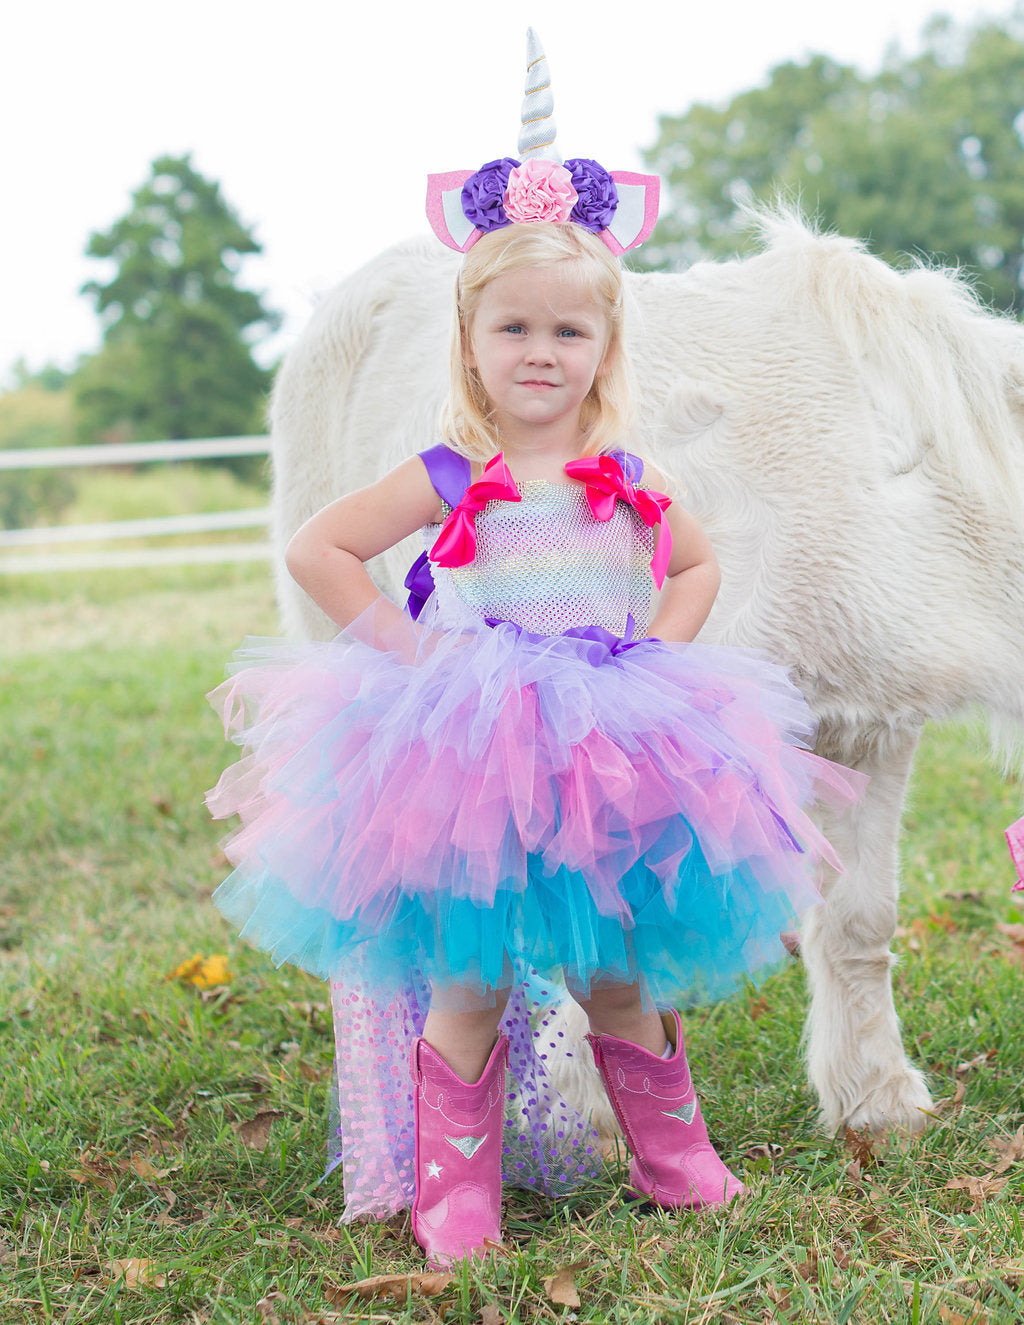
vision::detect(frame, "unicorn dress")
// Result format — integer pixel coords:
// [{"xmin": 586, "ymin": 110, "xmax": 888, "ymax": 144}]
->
[{"xmin": 207, "ymin": 444, "xmax": 863, "ymax": 1218}]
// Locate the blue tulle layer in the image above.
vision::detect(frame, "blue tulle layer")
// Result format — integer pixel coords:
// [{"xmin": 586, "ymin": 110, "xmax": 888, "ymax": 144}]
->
[{"xmin": 207, "ymin": 601, "xmax": 864, "ymax": 1007}]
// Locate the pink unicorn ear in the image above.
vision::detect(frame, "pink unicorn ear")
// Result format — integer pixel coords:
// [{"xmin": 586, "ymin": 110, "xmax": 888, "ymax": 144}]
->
[
  {"xmin": 426, "ymin": 172, "xmax": 483, "ymax": 252},
  {"xmin": 600, "ymin": 173, "xmax": 660, "ymax": 255}
]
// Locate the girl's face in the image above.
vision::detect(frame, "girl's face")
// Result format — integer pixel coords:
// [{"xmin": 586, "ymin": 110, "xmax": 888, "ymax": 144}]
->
[{"xmin": 465, "ymin": 263, "xmax": 611, "ymax": 447}]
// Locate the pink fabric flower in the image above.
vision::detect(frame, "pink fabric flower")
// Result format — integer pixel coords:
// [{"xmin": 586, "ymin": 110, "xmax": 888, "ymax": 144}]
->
[{"xmin": 503, "ymin": 159, "xmax": 578, "ymax": 224}]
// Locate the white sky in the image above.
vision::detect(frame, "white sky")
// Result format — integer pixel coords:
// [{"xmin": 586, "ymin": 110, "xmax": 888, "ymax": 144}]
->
[{"xmin": 2, "ymin": 0, "xmax": 1009, "ymax": 384}]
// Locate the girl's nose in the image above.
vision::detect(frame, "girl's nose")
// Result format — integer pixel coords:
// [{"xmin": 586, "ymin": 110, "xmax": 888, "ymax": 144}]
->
[{"xmin": 524, "ymin": 337, "xmax": 556, "ymax": 364}]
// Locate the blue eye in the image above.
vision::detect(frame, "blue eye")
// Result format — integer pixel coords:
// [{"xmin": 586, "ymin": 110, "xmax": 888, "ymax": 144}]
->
[
  {"xmin": 504, "ymin": 324, "xmax": 525, "ymax": 335},
  {"xmin": 558, "ymin": 328, "xmax": 580, "ymax": 338}
]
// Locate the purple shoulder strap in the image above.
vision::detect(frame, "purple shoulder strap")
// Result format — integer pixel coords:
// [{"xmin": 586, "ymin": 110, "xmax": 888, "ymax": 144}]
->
[
  {"xmin": 405, "ymin": 445, "xmax": 472, "ymax": 620},
  {"xmin": 608, "ymin": 448, "xmax": 644, "ymax": 483},
  {"xmin": 419, "ymin": 443, "xmax": 472, "ymax": 509}
]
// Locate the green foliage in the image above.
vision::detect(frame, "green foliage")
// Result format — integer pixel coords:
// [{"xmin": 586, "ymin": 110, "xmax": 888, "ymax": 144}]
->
[
  {"xmin": 640, "ymin": 14, "xmax": 1024, "ymax": 312},
  {"xmin": 74, "ymin": 154, "xmax": 278, "ymax": 457},
  {"xmin": 0, "ymin": 379, "xmax": 77, "ymax": 528},
  {"xmin": 62, "ymin": 464, "xmax": 267, "ymax": 527}
]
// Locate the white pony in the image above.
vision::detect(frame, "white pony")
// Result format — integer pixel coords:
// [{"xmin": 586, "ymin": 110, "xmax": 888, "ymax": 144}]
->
[{"xmin": 269, "ymin": 212, "xmax": 1024, "ymax": 1135}]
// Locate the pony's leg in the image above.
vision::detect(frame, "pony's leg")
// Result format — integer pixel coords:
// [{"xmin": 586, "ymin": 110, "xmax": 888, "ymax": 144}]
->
[{"xmin": 803, "ymin": 726, "xmax": 933, "ymax": 1133}]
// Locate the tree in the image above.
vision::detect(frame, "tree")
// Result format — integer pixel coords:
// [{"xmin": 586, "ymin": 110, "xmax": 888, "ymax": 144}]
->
[
  {"xmin": 75, "ymin": 154, "xmax": 279, "ymax": 447},
  {"xmin": 638, "ymin": 15, "xmax": 1024, "ymax": 313},
  {"xmin": 0, "ymin": 369, "xmax": 76, "ymax": 528}
]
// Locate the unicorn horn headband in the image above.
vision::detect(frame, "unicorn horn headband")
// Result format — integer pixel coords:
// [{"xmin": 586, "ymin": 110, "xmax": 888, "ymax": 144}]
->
[{"xmin": 426, "ymin": 28, "xmax": 659, "ymax": 256}]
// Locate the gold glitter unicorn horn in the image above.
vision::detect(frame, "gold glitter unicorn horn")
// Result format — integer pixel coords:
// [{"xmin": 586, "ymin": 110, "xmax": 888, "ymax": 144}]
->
[{"xmin": 518, "ymin": 28, "xmax": 560, "ymax": 163}]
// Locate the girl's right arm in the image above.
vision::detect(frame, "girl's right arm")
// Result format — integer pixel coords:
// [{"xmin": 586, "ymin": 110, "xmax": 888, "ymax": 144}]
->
[{"xmin": 285, "ymin": 456, "xmax": 445, "ymax": 630}]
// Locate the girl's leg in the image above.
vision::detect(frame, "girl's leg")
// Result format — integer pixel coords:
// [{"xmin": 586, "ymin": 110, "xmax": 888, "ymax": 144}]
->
[
  {"xmin": 570, "ymin": 979, "xmax": 669, "ymax": 1055},
  {"xmin": 422, "ymin": 984, "xmax": 511, "ymax": 1082},
  {"xmin": 570, "ymin": 979, "xmax": 743, "ymax": 1210},
  {"xmin": 412, "ymin": 984, "xmax": 511, "ymax": 1266}
]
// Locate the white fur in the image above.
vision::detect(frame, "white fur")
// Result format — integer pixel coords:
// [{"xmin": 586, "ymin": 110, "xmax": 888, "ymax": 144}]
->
[{"xmin": 270, "ymin": 213, "xmax": 1024, "ymax": 1135}]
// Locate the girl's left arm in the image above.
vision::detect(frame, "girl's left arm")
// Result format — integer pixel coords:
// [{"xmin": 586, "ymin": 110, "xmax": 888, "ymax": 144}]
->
[{"xmin": 646, "ymin": 477, "xmax": 721, "ymax": 643}]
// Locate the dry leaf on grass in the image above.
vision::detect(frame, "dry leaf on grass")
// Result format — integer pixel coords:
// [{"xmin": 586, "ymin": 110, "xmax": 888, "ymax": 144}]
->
[
  {"xmin": 235, "ymin": 1110, "xmax": 285, "ymax": 1150},
  {"xmin": 990, "ymin": 1126, "xmax": 1024, "ymax": 1173},
  {"xmin": 844, "ymin": 1128, "xmax": 884, "ymax": 1169},
  {"xmin": 794, "ymin": 1249, "xmax": 819, "ymax": 1282},
  {"xmin": 742, "ymin": 1142, "xmax": 784, "ymax": 1163},
  {"xmin": 931, "ymin": 1079, "xmax": 968, "ymax": 1118},
  {"xmin": 324, "ymin": 1272, "xmax": 454, "ymax": 1305},
  {"xmin": 128, "ymin": 1153, "xmax": 178, "ymax": 1181},
  {"xmin": 107, "ymin": 1258, "xmax": 167, "ymax": 1290},
  {"xmin": 945, "ymin": 1174, "xmax": 1009, "ymax": 1208},
  {"xmin": 257, "ymin": 1290, "xmax": 286, "ymax": 1324},
  {"xmin": 165, "ymin": 952, "xmax": 231, "ymax": 989},
  {"xmin": 479, "ymin": 1305, "xmax": 505, "ymax": 1325},
  {"xmin": 747, "ymin": 993, "xmax": 769, "ymax": 1020},
  {"xmin": 938, "ymin": 1304, "xmax": 990, "ymax": 1325},
  {"xmin": 955, "ymin": 1050, "xmax": 997, "ymax": 1077},
  {"xmin": 67, "ymin": 1149, "xmax": 118, "ymax": 1192},
  {"xmin": 543, "ymin": 1267, "xmax": 582, "ymax": 1308}
]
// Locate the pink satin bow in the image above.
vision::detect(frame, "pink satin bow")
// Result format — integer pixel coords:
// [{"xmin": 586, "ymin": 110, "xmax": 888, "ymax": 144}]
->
[
  {"xmin": 429, "ymin": 452, "xmax": 521, "ymax": 568},
  {"xmin": 564, "ymin": 454, "xmax": 674, "ymax": 588}
]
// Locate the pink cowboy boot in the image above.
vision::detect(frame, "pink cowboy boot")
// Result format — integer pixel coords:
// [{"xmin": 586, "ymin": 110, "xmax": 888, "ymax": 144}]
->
[
  {"xmin": 411, "ymin": 1035, "xmax": 508, "ymax": 1265},
  {"xmin": 587, "ymin": 1009, "xmax": 743, "ymax": 1209}
]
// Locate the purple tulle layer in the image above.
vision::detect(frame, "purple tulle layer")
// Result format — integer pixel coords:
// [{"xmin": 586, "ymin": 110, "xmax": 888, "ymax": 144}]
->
[{"xmin": 207, "ymin": 599, "xmax": 865, "ymax": 1005}]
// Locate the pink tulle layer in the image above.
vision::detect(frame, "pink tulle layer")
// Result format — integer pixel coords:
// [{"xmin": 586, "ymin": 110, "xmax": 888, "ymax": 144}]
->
[{"xmin": 207, "ymin": 600, "xmax": 865, "ymax": 1003}]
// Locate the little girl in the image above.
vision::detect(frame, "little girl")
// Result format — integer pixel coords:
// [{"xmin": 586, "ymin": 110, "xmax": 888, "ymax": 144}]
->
[{"xmin": 207, "ymin": 36, "xmax": 863, "ymax": 1267}]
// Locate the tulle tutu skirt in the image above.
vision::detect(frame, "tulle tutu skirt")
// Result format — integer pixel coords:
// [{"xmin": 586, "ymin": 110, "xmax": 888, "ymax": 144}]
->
[{"xmin": 207, "ymin": 599, "xmax": 864, "ymax": 1009}]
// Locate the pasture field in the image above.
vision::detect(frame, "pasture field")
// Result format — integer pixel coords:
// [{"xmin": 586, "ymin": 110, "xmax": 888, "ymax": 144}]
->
[{"xmin": 1, "ymin": 564, "xmax": 1022, "ymax": 1325}]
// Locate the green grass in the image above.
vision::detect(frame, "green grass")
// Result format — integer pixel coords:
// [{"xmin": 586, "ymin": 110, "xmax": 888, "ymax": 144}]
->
[{"xmin": 1, "ymin": 567, "xmax": 1022, "ymax": 1323}]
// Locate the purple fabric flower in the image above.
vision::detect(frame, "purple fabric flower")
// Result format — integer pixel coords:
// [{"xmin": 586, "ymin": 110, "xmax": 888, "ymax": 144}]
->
[
  {"xmin": 462, "ymin": 158, "xmax": 519, "ymax": 232},
  {"xmin": 564, "ymin": 158, "xmax": 619, "ymax": 232}
]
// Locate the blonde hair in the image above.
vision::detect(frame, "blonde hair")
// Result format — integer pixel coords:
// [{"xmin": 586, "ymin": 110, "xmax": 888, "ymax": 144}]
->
[{"xmin": 439, "ymin": 223, "xmax": 635, "ymax": 460}]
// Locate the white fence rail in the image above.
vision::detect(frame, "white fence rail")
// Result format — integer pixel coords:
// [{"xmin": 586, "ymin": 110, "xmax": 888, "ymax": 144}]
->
[{"xmin": 1, "ymin": 435, "xmax": 272, "ymax": 573}]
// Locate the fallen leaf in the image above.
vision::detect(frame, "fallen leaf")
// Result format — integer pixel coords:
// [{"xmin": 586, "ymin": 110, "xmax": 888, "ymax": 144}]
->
[
  {"xmin": 67, "ymin": 1149, "xmax": 118, "ymax": 1192},
  {"xmin": 938, "ymin": 1304, "xmax": 989, "ymax": 1325},
  {"xmin": 108, "ymin": 1258, "xmax": 167, "ymax": 1290},
  {"xmin": 794, "ymin": 1249, "xmax": 819, "ymax": 1282},
  {"xmin": 844, "ymin": 1128, "xmax": 882, "ymax": 1169},
  {"xmin": 990, "ymin": 1126, "xmax": 1024, "ymax": 1174},
  {"xmin": 747, "ymin": 993, "xmax": 769, "ymax": 1020},
  {"xmin": 235, "ymin": 1110, "xmax": 284, "ymax": 1151},
  {"xmin": 325, "ymin": 1272, "xmax": 454, "ymax": 1305},
  {"xmin": 166, "ymin": 952, "xmax": 232, "ymax": 989},
  {"xmin": 257, "ymin": 1289, "xmax": 286, "ymax": 1324},
  {"xmin": 955, "ymin": 1050, "xmax": 997, "ymax": 1077},
  {"xmin": 479, "ymin": 1305, "xmax": 504, "ymax": 1325},
  {"xmin": 932, "ymin": 1080, "xmax": 968, "ymax": 1118},
  {"xmin": 945, "ymin": 1174, "xmax": 1009, "ymax": 1208},
  {"xmin": 129, "ymin": 1154, "xmax": 178, "ymax": 1181},
  {"xmin": 742, "ymin": 1142, "xmax": 784, "ymax": 1163},
  {"xmin": 543, "ymin": 1268, "xmax": 581, "ymax": 1308}
]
